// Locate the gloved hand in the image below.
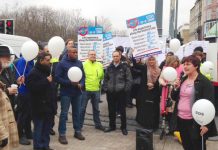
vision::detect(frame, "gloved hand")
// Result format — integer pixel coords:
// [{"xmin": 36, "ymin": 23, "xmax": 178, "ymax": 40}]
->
[{"xmin": 0, "ymin": 138, "xmax": 8, "ymax": 147}]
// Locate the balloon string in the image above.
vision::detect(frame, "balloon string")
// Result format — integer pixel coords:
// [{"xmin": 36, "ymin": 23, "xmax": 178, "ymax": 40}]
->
[
  {"xmin": 202, "ymin": 135, "xmax": 204, "ymax": 150},
  {"xmin": 50, "ymin": 63, "xmax": 53, "ymax": 75},
  {"xmin": 23, "ymin": 62, "xmax": 28, "ymax": 76},
  {"xmin": 12, "ymin": 63, "xmax": 21, "ymax": 77}
]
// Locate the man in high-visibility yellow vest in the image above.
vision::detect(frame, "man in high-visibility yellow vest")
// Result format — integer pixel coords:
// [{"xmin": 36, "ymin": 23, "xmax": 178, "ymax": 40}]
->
[{"xmin": 80, "ymin": 50, "xmax": 105, "ymax": 131}]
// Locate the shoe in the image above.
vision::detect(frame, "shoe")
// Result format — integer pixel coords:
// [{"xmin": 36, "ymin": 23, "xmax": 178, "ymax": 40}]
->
[
  {"xmin": 49, "ymin": 129, "xmax": 55, "ymax": 135},
  {"xmin": 19, "ymin": 137, "xmax": 31, "ymax": 145},
  {"xmin": 104, "ymin": 127, "xmax": 116, "ymax": 133},
  {"xmin": 116, "ymin": 113, "xmax": 121, "ymax": 118},
  {"xmin": 58, "ymin": 135, "xmax": 68, "ymax": 144},
  {"xmin": 74, "ymin": 132, "xmax": 85, "ymax": 140},
  {"xmin": 121, "ymin": 129, "xmax": 128, "ymax": 135},
  {"xmin": 95, "ymin": 125, "xmax": 105, "ymax": 131},
  {"xmin": 26, "ymin": 132, "xmax": 33, "ymax": 139}
]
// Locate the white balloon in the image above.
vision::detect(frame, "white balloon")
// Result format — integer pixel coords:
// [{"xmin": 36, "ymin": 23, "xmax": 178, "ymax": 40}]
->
[
  {"xmin": 192, "ymin": 99, "xmax": 215, "ymax": 126},
  {"xmin": 200, "ymin": 61, "xmax": 214, "ymax": 74},
  {"xmin": 48, "ymin": 36, "xmax": 65, "ymax": 58},
  {"xmin": 162, "ymin": 67, "xmax": 177, "ymax": 82},
  {"xmin": 21, "ymin": 41, "xmax": 39, "ymax": 61},
  {"xmin": 67, "ymin": 67, "xmax": 82, "ymax": 82},
  {"xmin": 169, "ymin": 38, "xmax": 181, "ymax": 52}
]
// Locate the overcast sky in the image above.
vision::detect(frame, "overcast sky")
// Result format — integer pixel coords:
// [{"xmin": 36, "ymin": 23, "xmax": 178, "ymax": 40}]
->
[{"xmin": 1, "ymin": 0, "xmax": 196, "ymax": 36}]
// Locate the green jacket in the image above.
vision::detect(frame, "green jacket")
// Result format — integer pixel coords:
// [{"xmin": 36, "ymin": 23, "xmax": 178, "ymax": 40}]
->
[{"xmin": 83, "ymin": 60, "xmax": 104, "ymax": 91}]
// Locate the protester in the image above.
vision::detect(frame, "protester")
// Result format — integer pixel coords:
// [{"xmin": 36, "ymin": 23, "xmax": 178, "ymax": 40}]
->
[
  {"xmin": 26, "ymin": 52, "xmax": 54, "ymax": 150},
  {"xmin": 193, "ymin": 51, "xmax": 212, "ymax": 80},
  {"xmin": 144, "ymin": 56, "xmax": 161, "ymax": 130},
  {"xmin": 159, "ymin": 51, "xmax": 174, "ymax": 70},
  {"xmin": 172, "ymin": 55, "xmax": 217, "ymax": 150},
  {"xmin": 59, "ymin": 39, "xmax": 74, "ymax": 60},
  {"xmin": 131, "ymin": 58, "xmax": 148, "ymax": 125},
  {"xmin": 0, "ymin": 46, "xmax": 20, "ymax": 114},
  {"xmin": 80, "ymin": 50, "xmax": 105, "ymax": 131},
  {"xmin": 56, "ymin": 47, "xmax": 85, "ymax": 144},
  {"xmin": 103, "ymin": 51, "xmax": 132, "ymax": 135},
  {"xmin": 159, "ymin": 55, "xmax": 183, "ymax": 133},
  {"xmin": 0, "ymin": 61, "xmax": 19, "ymax": 150},
  {"xmin": 15, "ymin": 56, "xmax": 34, "ymax": 145}
]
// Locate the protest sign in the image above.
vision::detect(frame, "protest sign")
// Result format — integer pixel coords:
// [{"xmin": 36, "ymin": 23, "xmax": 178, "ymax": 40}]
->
[
  {"xmin": 78, "ymin": 26, "xmax": 103, "ymax": 61},
  {"xmin": 126, "ymin": 13, "xmax": 161, "ymax": 58}
]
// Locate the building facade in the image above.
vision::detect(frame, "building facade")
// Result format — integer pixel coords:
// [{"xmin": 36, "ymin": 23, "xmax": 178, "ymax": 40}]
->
[
  {"xmin": 203, "ymin": 0, "xmax": 218, "ymax": 42},
  {"xmin": 178, "ymin": 23, "xmax": 190, "ymax": 44},
  {"xmin": 190, "ymin": 0, "xmax": 203, "ymax": 40}
]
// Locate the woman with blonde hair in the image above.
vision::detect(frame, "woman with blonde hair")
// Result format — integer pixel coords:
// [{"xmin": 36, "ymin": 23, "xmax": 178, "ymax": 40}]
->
[{"xmin": 159, "ymin": 55, "xmax": 183, "ymax": 134}]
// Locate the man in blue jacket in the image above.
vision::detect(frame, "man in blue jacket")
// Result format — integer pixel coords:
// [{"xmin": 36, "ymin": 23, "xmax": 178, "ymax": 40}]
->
[
  {"xmin": 16, "ymin": 56, "xmax": 34, "ymax": 145},
  {"xmin": 55, "ymin": 47, "xmax": 85, "ymax": 144}
]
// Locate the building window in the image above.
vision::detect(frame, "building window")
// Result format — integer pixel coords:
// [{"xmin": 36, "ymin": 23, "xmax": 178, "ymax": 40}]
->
[
  {"xmin": 217, "ymin": 7, "xmax": 218, "ymax": 18},
  {"xmin": 204, "ymin": 20, "xmax": 217, "ymax": 38},
  {"xmin": 206, "ymin": 0, "xmax": 212, "ymax": 5}
]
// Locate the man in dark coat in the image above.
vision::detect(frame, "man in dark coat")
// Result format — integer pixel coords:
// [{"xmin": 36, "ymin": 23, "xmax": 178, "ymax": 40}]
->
[
  {"xmin": 103, "ymin": 51, "xmax": 132, "ymax": 135},
  {"xmin": 55, "ymin": 47, "xmax": 85, "ymax": 144},
  {"xmin": 26, "ymin": 52, "xmax": 54, "ymax": 150},
  {"xmin": 0, "ymin": 45, "xmax": 20, "ymax": 112}
]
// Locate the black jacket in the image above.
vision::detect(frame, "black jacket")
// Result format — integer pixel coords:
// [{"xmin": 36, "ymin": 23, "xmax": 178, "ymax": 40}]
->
[
  {"xmin": 26, "ymin": 63, "xmax": 54, "ymax": 118},
  {"xmin": 0, "ymin": 67, "xmax": 17, "ymax": 108},
  {"xmin": 103, "ymin": 62, "xmax": 132, "ymax": 93},
  {"xmin": 172, "ymin": 73, "xmax": 217, "ymax": 138}
]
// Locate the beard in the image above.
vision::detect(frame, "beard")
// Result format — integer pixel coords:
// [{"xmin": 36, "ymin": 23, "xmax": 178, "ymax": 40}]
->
[{"xmin": 2, "ymin": 62, "xmax": 11, "ymax": 68}]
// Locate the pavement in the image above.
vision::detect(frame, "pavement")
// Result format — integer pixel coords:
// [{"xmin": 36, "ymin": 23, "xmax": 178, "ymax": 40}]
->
[{"xmin": 15, "ymin": 94, "xmax": 218, "ymax": 150}]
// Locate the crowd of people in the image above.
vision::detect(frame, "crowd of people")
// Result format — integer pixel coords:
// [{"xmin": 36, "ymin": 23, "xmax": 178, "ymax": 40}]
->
[{"xmin": 0, "ymin": 39, "xmax": 217, "ymax": 150}]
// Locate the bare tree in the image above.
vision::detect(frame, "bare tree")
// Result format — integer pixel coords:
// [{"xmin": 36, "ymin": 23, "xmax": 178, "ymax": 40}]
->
[{"xmin": 0, "ymin": 5, "xmax": 124, "ymax": 42}]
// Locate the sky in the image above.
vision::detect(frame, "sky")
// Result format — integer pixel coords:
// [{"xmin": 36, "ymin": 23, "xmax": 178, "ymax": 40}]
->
[{"xmin": 1, "ymin": 0, "xmax": 196, "ymax": 36}]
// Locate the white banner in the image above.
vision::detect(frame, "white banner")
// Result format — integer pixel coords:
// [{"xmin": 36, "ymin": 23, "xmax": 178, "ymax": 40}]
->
[
  {"xmin": 126, "ymin": 13, "xmax": 161, "ymax": 58},
  {"xmin": 103, "ymin": 32, "xmax": 115, "ymax": 67},
  {"xmin": 78, "ymin": 27, "xmax": 103, "ymax": 61}
]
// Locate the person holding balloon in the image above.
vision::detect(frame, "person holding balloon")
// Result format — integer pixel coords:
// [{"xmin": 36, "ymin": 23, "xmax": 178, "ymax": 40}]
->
[
  {"xmin": 0, "ymin": 45, "xmax": 19, "ymax": 114},
  {"xmin": 159, "ymin": 55, "xmax": 183, "ymax": 133},
  {"xmin": 172, "ymin": 55, "xmax": 217, "ymax": 150},
  {"xmin": 26, "ymin": 52, "xmax": 54, "ymax": 150},
  {"xmin": 55, "ymin": 47, "xmax": 85, "ymax": 144},
  {"xmin": 15, "ymin": 55, "xmax": 34, "ymax": 145}
]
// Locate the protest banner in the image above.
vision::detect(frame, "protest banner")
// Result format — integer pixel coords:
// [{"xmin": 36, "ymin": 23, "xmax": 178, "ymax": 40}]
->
[
  {"xmin": 78, "ymin": 26, "xmax": 103, "ymax": 61},
  {"xmin": 126, "ymin": 13, "xmax": 161, "ymax": 58},
  {"xmin": 103, "ymin": 32, "xmax": 115, "ymax": 67}
]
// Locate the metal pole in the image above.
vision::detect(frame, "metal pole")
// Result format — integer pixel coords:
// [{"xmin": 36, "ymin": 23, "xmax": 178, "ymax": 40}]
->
[
  {"xmin": 175, "ymin": 0, "xmax": 178, "ymax": 37},
  {"xmin": 95, "ymin": 16, "xmax": 97, "ymax": 27},
  {"xmin": 155, "ymin": 0, "xmax": 163, "ymax": 37}
]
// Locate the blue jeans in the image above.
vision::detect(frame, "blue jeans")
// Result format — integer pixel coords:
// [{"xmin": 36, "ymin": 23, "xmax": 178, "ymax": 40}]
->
[
  {"xmin": 33, "ymin": 115, "xmax": 52, "ymax": 149},
  {"xmin": 58, "ymin": 95, "xmax": 82, "ymax": 135},
  {"xmin": 80, "ymin": 91, "xmax": 102, "ymax": 128}
]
